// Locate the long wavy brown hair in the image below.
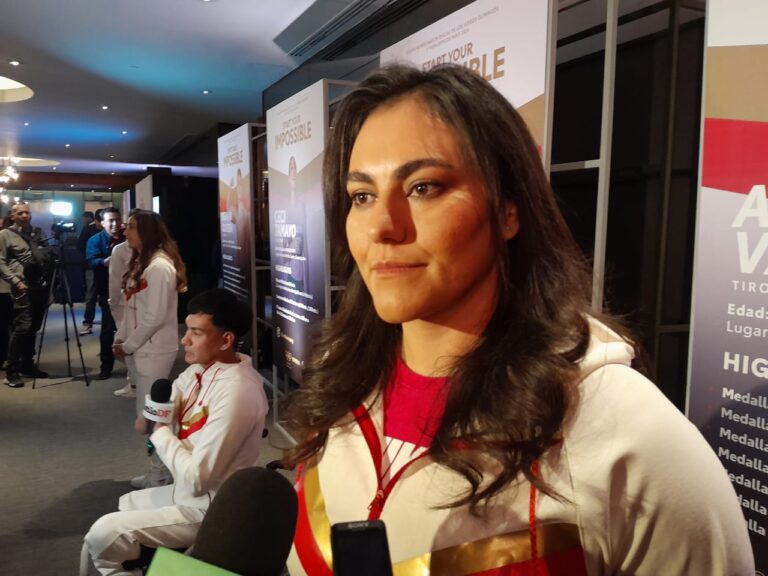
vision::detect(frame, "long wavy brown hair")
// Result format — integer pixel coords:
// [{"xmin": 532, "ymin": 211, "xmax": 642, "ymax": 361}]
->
[
  {"xmin": 284, "ymin": 64, "xmax": 630, "ymax": 512},
  {"xmin": 124, "ymin": 210, "xmax": 187, "ymax": 293}
]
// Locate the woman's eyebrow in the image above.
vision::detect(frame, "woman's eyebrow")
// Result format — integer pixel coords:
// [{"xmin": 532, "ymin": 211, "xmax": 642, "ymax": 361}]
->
[
  {"xmin": 346, "ymin": 158, "xmax": 453, "ymax": 184},
  {"xmin": 346, "ymin": 170, "xmax": 374, "ymax": 184}
]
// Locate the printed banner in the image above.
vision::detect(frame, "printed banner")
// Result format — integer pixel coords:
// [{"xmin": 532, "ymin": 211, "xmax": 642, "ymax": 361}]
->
[
  {"xmin": 380, "ymin": 0, "xmax": 548, "ymax": 148},
  {"xmin": 266, "ymin": 81, "xmax": 328, "ymax": 383},
  {"xmin": 688, "ymin": 0, "xmax": 768, "ymax": 567},
  {"xmin": 135, "ymin": 175, "xmax": 153, "ymax": 211},
  {"xmin": 217, "ymin": 124, "xmax": 254, "ymax": 302}
]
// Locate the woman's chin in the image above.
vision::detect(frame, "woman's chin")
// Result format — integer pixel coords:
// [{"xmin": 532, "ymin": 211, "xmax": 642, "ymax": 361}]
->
[{"xmin": 372, "ymin": 302, "xmax": 415, "ymax": 325}]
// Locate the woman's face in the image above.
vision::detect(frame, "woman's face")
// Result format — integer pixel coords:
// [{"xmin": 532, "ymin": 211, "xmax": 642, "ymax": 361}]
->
[
  {"xmin": 345, "ymin": 97, "xmax": 518, "ymax": 327},
  {"xmin": 125, "ymin": 217, "xmax": 142, "ymax": 251}
]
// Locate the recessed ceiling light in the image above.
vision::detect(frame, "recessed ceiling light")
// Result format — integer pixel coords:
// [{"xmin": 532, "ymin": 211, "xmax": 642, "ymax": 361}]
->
[
  {"xmin": 109, "ymin": 155, "xmax": 115, "ymax": 159},
  {"xmin": 52, "ymin": 167, "xmax": 57, "ymax": 170},
  {"xmin": 102, "ymin": 105, "xmax": 109, "ymax": 110},
  {"xmin": 8, "ymin": 60, "xmax": 21, "ymax": 67},
  {"xmin": 121, "ymin": 130, "xmax": 127, "ymax": 135},
  {"xmin": 108, "ymin": 187, "xmax": 112, "ymax": 190},
  {"xmin": 202, "ymin": 89, "xmax": 211, "ymax": 95},
  {"xmin": 70, "ymin": 184, "xmax": 74, "ymax": 188},
  {"xmin": 23, "ymin": 122, "xmax": 29, "ymax": 126},
  {"xmin": 65, "ymin": 143, "xmax": 70, "ymax": 148},
  {"xmin": 0, "ymin": 76, "xmax": 33, "ymax": 103}
]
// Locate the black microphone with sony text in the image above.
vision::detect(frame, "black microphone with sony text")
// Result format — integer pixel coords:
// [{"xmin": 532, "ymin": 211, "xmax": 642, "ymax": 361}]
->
[
  {"xmin": 188, "ymin": 466, "xmax": 298, "ymax": 576},
  {"xmin": 143, "ymin": 378, "xmax": 173, "ymax": 456}
]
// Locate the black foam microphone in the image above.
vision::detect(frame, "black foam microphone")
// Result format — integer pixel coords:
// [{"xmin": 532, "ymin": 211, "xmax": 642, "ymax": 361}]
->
[
  {"xmin": 144, "ymin": 378, "xmax": 174, "ymax": 456},
  {"xmin": 191, "ymin": 467, "xmax": 298, "ymax": 576}
]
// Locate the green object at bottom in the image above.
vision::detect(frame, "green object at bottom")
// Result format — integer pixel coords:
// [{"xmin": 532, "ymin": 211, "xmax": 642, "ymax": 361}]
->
[{"xmin": 146, "ymin": 547, "xmax": 240, "ymax": 576}]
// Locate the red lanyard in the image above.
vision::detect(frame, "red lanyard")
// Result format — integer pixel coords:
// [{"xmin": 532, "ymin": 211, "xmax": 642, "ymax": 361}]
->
[
  {"xmin": 352, "ymin": 405, "xmax": 430, "ymax": 520},
  {"xmin": 352, "ymin": 404, "xmax": 542, "ymax": 568},
  {"xmin": 529, "ymin": 460, "xmax": 541, "ymax": 573}
]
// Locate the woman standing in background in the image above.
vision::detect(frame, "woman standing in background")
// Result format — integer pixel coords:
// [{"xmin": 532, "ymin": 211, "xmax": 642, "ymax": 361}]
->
[{"xmin": 114, "ymin": 209, "xmax": 187, "ymax": 489}]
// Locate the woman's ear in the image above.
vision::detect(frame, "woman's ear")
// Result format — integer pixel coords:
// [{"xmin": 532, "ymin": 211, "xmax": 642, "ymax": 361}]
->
[{"xmin": 503, "ymin": 202, "xmax": 519, "ymax": 240}]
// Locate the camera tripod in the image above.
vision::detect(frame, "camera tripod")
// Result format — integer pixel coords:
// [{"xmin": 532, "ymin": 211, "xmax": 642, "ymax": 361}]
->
[{"xmin": 32, "ymin": 260, "xmax": 90, "ymax": 389}]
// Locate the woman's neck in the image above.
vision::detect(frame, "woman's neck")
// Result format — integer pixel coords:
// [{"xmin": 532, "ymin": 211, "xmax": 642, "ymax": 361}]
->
[{"xmin": 400, "ymin": 321, "xmax": 483, "ymax": 377}]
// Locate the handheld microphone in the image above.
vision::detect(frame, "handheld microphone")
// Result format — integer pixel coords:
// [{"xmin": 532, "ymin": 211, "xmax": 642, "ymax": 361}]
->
[
  {"xmin": 144, "ymin": 378, "xmax": 173, "ymax": 456},
  {"xmin": 190, "ymin": 467, "xmax": 298, "ymax": 576}
]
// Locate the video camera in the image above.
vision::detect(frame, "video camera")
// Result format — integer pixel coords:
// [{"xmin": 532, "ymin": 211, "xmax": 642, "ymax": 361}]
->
[{"xmin": 51, "ymin": 220, "xmax": 76, "ymax": 235}]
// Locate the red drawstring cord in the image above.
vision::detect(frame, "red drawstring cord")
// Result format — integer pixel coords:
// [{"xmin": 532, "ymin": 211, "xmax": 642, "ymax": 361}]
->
[{"xmin": 529, "ymin": 460, "xmax": 541, "ymax": 576}]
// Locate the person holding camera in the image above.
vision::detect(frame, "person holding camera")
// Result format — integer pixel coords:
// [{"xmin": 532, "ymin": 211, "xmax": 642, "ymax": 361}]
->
[{"xmin": 0, "ymin": 202, "xmax": 51, "ymax": 388}]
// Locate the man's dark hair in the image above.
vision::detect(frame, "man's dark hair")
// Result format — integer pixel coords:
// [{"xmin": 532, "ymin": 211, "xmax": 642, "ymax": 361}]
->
[
  {"xmin": 102, "ymin": 207, "xmax": 120, "ymax": 217},
  {"xmin": 82, "ymin": 211, "xmax": 94, "ymax": 220},
  {"xmin": 187, "ymin": 288, "xmax": 252, "ymax": 340},
  {"xmin": 94, "ymin": 208, "xmax": 105, "ymax": 222}
]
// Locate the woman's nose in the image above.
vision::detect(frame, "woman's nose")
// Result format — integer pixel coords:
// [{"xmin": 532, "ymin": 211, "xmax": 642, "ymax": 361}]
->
[{"xmin": 368, "ymin": 193, "xmax": 410, "ymax": 243}]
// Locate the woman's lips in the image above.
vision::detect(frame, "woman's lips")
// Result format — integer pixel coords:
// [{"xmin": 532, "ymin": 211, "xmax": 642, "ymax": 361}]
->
[{"xmin": 370, "ymin": 261, "xmax": 426, "ymax": 276}]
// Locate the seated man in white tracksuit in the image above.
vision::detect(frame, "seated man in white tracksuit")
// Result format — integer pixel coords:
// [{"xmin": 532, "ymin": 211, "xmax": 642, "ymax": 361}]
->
[{"xmin": 83, "ymin": 288, "xmax": 269, "ymax": 576}]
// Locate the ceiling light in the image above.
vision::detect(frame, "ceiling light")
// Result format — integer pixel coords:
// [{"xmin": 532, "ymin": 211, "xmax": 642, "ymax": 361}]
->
[
  {"xmin": 202, "ymin": 89, "xmax": 211, "ymax": 95},
  {"xmin": 110, "ymin": 172, "xmax": 115, "ymax": 175},
  {"xmin": 102, "ymin": 105, "xmax": 109, "ymax": 110},
  {"xmin": 122, "ymin": 130, "xmax": 127, "ymax": 135},
  {"xmin": 0, "ymin": 76, "xmax": 33, "ymax": 103},
  {"xmin": 0, "ymin": 162, "xmax": 19, "ymax": 184},
  {"xmin": 13, "ymin": 197, "xmax": 19, "ymax": 202},
  {"xmin": 52, "ymin": 167, "xmax": 57, "ymax": 170},
  {"xmin": 70, "ymin": 184, "xmax": 74, "ymax": 188},
  {"xmin": 0, "ymin": 194, "xmax": 7, "ymax": 204},
  {"xmin": 51, "ymin": 201, "xmax": 73, "ymax": 216},
  {"xmin": 109, "ymin": 155, "xmax": 115, "ymax": 159},
  {"xmin": 8, "ymin": 60, "xmax": 20, "ymax": 67},
  {"xmin": 23, "ymin": 122, "xmax": 29, "ymax": 126},
  {"xmin": 65, "ymin": 143, "xmax": 70, "ymax": 148}
]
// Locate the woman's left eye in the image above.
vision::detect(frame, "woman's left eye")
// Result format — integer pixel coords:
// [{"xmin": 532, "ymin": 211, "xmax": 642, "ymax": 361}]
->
[
  {"xmin": 407, "ymin": 181, "xmax": 443, "ymax": 199},
  {"xmin": 349, "ymin": 191, "xmax": 375, "ymax": 206}
]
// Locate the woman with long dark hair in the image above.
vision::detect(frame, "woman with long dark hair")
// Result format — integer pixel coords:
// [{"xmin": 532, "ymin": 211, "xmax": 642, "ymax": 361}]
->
[
  {"xmin": 114, "ymin": 209, "xmax": 187, "ymax": 489},
  {"xmin": 284, "ymin": 65, "xmax": 752, "ymax": 574}
]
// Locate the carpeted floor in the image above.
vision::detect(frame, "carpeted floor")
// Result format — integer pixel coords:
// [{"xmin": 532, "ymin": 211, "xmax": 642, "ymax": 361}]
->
[{"xmin": 0, "ymin": 304, "xmax": 288, "ymax": 576}]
